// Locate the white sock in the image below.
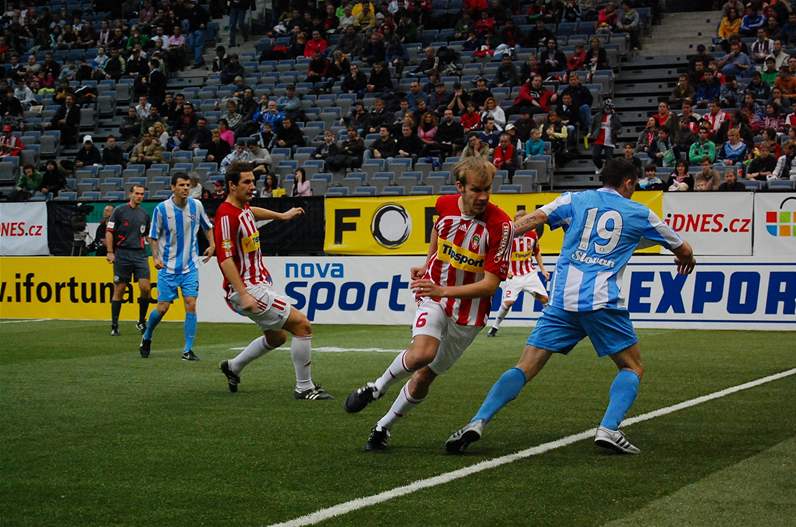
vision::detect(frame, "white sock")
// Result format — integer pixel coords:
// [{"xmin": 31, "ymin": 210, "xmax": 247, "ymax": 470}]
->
[
  {"xmin": 374, "ymin": 349, "xmax": 413, "ymax": 396},
  {"xmin": 493, "ymin": 303, "xmax": 510, "ymax": 329},
  {"xmin": 290, "ymin": 335, "xmax": 315, "ymax": 392},
  {"xmin": 229, "ymin": 335, "xmax": 274, "ymax": 374},
  {"xmin": 376, "ymin": 383, "xmax": 423, "ymax": 430}
]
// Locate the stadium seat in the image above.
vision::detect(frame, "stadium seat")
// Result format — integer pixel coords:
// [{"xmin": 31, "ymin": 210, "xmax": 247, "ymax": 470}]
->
[
  {"xmin": 768, "ymin": 180, "xmax": 796, "ymax": 190},
  {"xmin": 742, "ymin": 180, "xmax": 765, "ymax": 191},
  {"xmin": 409, "ymin": 185, "xmax": 433, "ymax": 195},
  {"xmin": 353, "ymin": 186, "xmax": 377, "ymax": 196},
  {"xmin": 381, "ymin": 186, "xmax": 406, "ymax": 195},
  {"xmin": 439, "ymin": 185, "xmax": 458, "ymax": 194},
  {"xmin": 498, "ymin": 184, "xmax": 522, "ymax": 193},
  {"xmin": 55, "ymin": 191, "xmax": 77, "ymax": 201},
  {"xmin": 79, "ymin": 191, "xmax": 102, "ymax": 200},
  {"xmin": 102, "ymin": 191, "xmax": 126, "ymax": 201},
  {"xmin": 326, "ymin": 186, "xmax": 349, "ymax": 196}
]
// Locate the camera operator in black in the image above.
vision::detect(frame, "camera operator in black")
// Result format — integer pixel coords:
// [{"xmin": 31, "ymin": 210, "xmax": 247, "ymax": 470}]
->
[{"xmin": 105, "ymin": 185, "xmax": 153, "ymax": 336}]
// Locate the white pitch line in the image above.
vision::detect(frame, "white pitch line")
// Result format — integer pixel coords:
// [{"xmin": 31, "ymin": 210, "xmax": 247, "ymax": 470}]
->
[
  {"xmin": 267, "ymin": 367, "xmax": 796, "ymax": 527},
  {"xmin": 229, "ymin": 346, "xmax": 403, "ymax": 353},
  {"xmin": 0, "ymin": 318, "xmax": 51, "ymax": 324}
]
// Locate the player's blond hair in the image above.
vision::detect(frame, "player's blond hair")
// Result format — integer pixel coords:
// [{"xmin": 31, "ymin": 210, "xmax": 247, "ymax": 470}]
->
[{"xmin": 453, "ymin": 156, "xmax": 496, "ymax": 186}]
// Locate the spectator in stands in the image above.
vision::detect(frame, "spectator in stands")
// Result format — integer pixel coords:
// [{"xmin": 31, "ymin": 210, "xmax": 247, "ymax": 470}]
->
[
  {"xmin": 673, "ymin": 117, "xmax": 697, "ymax": 156},
  {"xmin": 649, "ymin": 127, "xmax": 678, "ymax": 168},
  {"xmin": 689, "ymin": 127, "xmax": 717, "ymax": 164},
  {"xmin": 228, "ymin": 0, "xmax": 250, "ymax": 48},
  {"xmin": 220, "ymin": 139, "xmax": 254, "ymax": 174},
  {"xmin": 492, "ymin": 133, "xmax": 520, "ymax": 181},
  {"xmin": 313, "ymin": 130, "xmax": 347, "ymax": 172},
  {"xmin": 782, "ymin": 13, "xmax": 796, "ymax": 46},
  {"xmin": 211, "ymin": 179, "xmax": 225, "ymax": 199},
  {"xmin": 747, "ymin": 71, "xmax": 772, "ymax": 101},
  {"xmin": 40, "ymin": 160, "xmax": 67, "ymax": 198},
  {"xmin": 362, "ymin": 31, "xmax": 386, "ymax": 66},
  {"xmin": 525, "ymin": 18, "xmax": 554, "ymax": 49},
  {"xmin": 0, "ymin": 124, "xmax": 24, "ymax": 159},
  {"xmin": 217, "ymin": 119, "xmax": 235, "ymax": 147},
  {"xmin": 396, "ymin": 123, "xmax": 424, "ymax": 161},
  {"xmin": 745, "ymin": 142, "xmax": 777, "ymax": 180},
  {"xmin": 694, "ymin": 159, "xmax": 721, "ymax": 190},
  {"xmin": 220, "ymin": 54, "xmax": 245, "ymax": 85},
  {"xmin": 0, "ymin": 88, "xmax": 23, "ymax": 125},
  {"xmin": 621, "ymin": 143, "xmax": 644, "ymax": 177},
  {"xmin": 222, "ymin": 100, "xmax": 244, "ymax": 135},
  {"xmin": 768, "ymin": 85, "xmax": 792, "ymax": 112},
  {"xmin": 206, "ymin": 129, "xmax": 232, "ymax": 164},
  {"xmin": 740, "ymin": 5, "xmax": 767, "ymax": 37},
  {"xmin": 653, "ymin": 101, "xmax": 677, "ymax": 135},
  {"xmin": 461, "ymin": 132, "xmax": 489, "ymax": 158},
  {"xmin": 460, "ymin": 100, "xmax": 482, "ymax": 133},
  {"xmin": 635, "ymin": 117, "xmax": 657, "ymax": 156},
  {"xmin": 597, "ymin": 2, "xmax": 619, "ymax": 31},
  {"xmin": 129, "ymin": 132, "xmax": 164, "ymax": 167},
  {"xmin": 751, "ymin": 28, "xmax": 775, "ymax": 65},
  {"xmin": 259, "ymin": 174, "xmax": 279, "ymax": 198},
  {"xmin": 274, "ymin": 117, "xmax": 306, "ymax": 150},
  {"xmin": 772, "ymin": 141, "xmax": 796, "ymax": 179},
  {"xmin": 469, "ymin": 77, "xmax": 493, "ymax": 111},
  {"xmin": 254, "ymin": 100, "xmax": 286, "ymax": 132},
  {"xmin": 341, "ymin": 127, "xmax": 365, "ymax": 168},
  {"xmin": 481, "ymin": 97, "xmax": 506, "ymax": 129},
  {"xmin": 341, "ymin": 64, "xmax": 368, "ymax": 97},
  {"xmin": 718, "ymin": 166, "xmax": 747, "ymax": 190},
  {"xmin": 136, "ymin": 95, "xmax": 152, "ymax": 120},
  {"xmin": 670, "ymin": 74, "xmax": 695, "ymax": 106},
  {"xmin": 539, "ymin": 38, "xmax": 567, "ymax": 77},
  {"xmin": 704, "ymin": 99, "xmax": 732, "ymax": 142},
  {"xmin": 75, "ymin": 135, "xmax": 102, "ymax": 169},
  {"xmin": 405, "ymin": 79, "xmax": 428, "ymax": 111},
  {"xmin": 618, "ymin": 1, "xmax": 641, "ymax": 50},
  {"xmin": 542, "ymin": 110, "xmax": 569, "ymax": 165},
  {"xmin": 763, "ymin": 102, "xmax": 785, "ymax": 132},
  {"xmin": 212, "ymin": 45, "xmax": 229, "ymax": 73},
  {"xmin": 417, "ymin": 112, "xmax": 440, "ymax": 156},
  {"xmin": 370, "ymin": 125, "xmax": 399, "ymax": 160},
  {"xmin": 11, "ymin": 164, "xmax": 44, "ymax": 201},
  {"xmin": 443, "ymin": 83, "xmax": 468, "ymax": 116},
  {"xmin": 718, "ymin": 39, "xmax": 752, "ymax": 77},
  {"xmin": 560, "ymin": 73, "xmax": 593, "ymax": 140},
  {"xmin": 366, "ymin": 62, "xmax": 393, "ymax": 94},
  {"xmin": 638, "ymin": 164, "xmax": 666, "ymax": 190},
  {"xmin": 166, "ymin": 25, "xmax": 188, "ymax": 72},
  {"xmin": 292, "ymin": 168, "xmax": 312, "ymax": 196},
  {"xmin": 524, "ymin": 127, "xmax": 545, "ymax": 159},
  {"xmin": 667, "ymin": 160, "xmax": 694, "ymax": 191},
  {"xmin": 720, "ymin": 74, "xmax": 742, "ymax": 107},
  {"xmin": 436, "ymin": 109, "xmax": 465, "ymax": 160},
  {"xmin": 101, "ymin": 135, "xmax": 126, "ymax": 167},
  {"xmin": 305, "ymin": 30, "xmax": 328, "ymax": 58},
  {"xmin": 695, "ymin": 70, "xmax": 721, "ymax": 107},
  {"xmin": 479, "ymin": 117, "xmax": 502, "ymax": 149},
  {"xmin": 718, "ymin": 6, "xmax": 742, "ymax": 49},
  {"xmin": 493, "ymin": 55, "xmax": 519, "ymax": 88},
  {"xmin": 346, "ymin": 101, "xmax": 370, "ymax": 132},
  {"xmin": 590, "ymin": 98, "xmax": 621, "ymax": 172}
]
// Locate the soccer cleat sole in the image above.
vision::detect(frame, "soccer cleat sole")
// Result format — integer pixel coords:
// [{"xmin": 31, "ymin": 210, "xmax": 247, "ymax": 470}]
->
[
  {"xmin": 219, "ymin": 361, "xmax": 239, "ymax": 393},
  {"xmin": 445, "ymin": 429, "xmax": 482, "ymax": 454}
]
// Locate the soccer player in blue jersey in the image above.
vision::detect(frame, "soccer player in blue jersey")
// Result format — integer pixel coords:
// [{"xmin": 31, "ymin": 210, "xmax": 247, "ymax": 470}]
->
[
  {"xmin": 446, "ymin": 158, "xmax": 696, "ymax": 455},
  {"xmin": 139, "ymin": 173, "xmax": 215, "ymax": 360}
]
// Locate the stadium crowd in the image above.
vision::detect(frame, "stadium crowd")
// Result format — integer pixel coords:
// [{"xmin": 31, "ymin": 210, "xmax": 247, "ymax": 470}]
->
[{"xmin": 1, "ymin": 0, "xmax": 795, "ymax": 203}]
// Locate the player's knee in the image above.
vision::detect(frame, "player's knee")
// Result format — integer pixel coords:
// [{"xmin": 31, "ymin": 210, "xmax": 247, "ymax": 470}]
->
[
  {"xmin": 292, "ymin": 318, "xmax": 312, "ymax": 338},
  {"xmin": 503, "ymin": 300, "xmax": 514, "ymax": 309},
  {"xmin": 184, "ymin": 298, "xmax": 197, "ymax": 312},
  {"xmin": 157, "ymin": 302, "xmax": 170, "ymax": 315},
  {"xmin": 266, "ymin": 330, "xmax": 287, "ymax": 348}
]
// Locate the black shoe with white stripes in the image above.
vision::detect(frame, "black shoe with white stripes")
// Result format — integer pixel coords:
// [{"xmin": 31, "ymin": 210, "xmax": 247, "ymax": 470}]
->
[
  {"xmin": 294, "ymin": 385, "xmax": 334, "ymax": 400},
  {"xmin": 487, "ymin": 327, "xmax": 498, "ymax": 337},
  {"xmin": 139, "ymin": 338, "xmax": 151, "ymax": 358},
  {"xmin": 445, "ymin": 419, "xmax": 485, "ymax": 454},
  {"xmin": 344, "ymin": 382, "xmax": 378, "ymax": 413},
  {"xmin": 594, "ymin": 426, "xmax": 640, "ymax": 454},
  {"xmin": 365, "ymin": 426, "xmax": 390, "ymax": 451}
]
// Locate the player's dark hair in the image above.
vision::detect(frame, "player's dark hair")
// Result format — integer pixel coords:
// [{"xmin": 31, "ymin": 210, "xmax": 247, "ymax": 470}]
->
[
  {"xmin": 601, "ymin": 158, "xmax": 638, "ymax": 188},
  {"xmin": 171, "ymin": 171, "xmax": 191, "ymax": 186},
  {"xmin": 130, "ymin": 183, "xmax": 146, "ymax": 192}
]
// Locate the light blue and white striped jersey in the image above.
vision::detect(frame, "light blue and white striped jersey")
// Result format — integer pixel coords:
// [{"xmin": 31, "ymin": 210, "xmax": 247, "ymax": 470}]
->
[
  {"xmin": 150, "ymin": 197, "xmax": 213, "ymax": 275},
  {"xmin": 540, "ymin": 188, "xmax": 682, "ymax": 312}
]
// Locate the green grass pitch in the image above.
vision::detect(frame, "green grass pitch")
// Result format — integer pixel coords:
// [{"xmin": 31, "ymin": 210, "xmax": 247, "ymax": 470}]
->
[{"xmin": 1, "ymin": 320, "xmax": 794, "ymax": 526}]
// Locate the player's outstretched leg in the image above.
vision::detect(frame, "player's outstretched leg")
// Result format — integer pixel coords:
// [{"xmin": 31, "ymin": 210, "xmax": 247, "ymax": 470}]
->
[
  {"xmin": 366, "ymin": 368, "xmax": 435, "ymax": 451},
  {"xmin": 345, "ymin": 348, "xmax": 412, "ymax": 413},
  {"xmin": 283, "ymin": 308, "xmax": 333, "ymax": 400},
  {"xmin": 488, "ymin": 301, "xmax": 513, "ymax": 337},
  {"xmin": 446, "ymin": 346, "xmax": 551, "ymax": 453},
  {"xmin": 594, "ymin": 344, "xmax": 643, "ymax": 455},
  {"xmin": 220, "ymin": 333, "xmax": 281, "ymax": 392}
]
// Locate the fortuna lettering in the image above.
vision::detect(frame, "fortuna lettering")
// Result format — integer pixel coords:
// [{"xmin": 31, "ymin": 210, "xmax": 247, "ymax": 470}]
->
[
  {"xmin": 570, "ymin": 250, "xmax": 616, "ymax": 268},
  {"xmin": 441, "ymin": 243, "xmax": 484, "ymax": 268}
]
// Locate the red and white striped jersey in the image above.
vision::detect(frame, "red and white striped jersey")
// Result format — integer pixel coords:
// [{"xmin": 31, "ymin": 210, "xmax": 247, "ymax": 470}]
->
[
  {"xmin": 422, "ymin": 194, "xmax": 513, "ymax": 326},
  {"xmin": 214, "ymin": 201, "xmax": 272, "ymax": 291},
  {"xmin": 510, "ymin": 231, "xmax": 539, "ymax": 277}
]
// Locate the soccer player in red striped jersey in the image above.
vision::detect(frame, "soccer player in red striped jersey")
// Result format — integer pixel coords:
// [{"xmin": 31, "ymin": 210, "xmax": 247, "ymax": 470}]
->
[
  {"xmin": 215, "ymin": 166, "xmax": 332, "ymax": 400},
  {"xmin": 487, "ymin": 210, "xmax": 550, "ymax": 337},
  {"xmin": 345, "ymin": 157, "xmax": 514, "ymax": 450}
]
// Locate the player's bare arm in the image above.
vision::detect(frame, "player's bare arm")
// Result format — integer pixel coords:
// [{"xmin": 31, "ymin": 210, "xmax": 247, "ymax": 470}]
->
[
  {"xmin": 534, "ymin": 243, "xmax": 550, "ymax": 280},
  {"xmin": 411, "ymin": 271, "xmax": 501, "ymax": 299},
  {"xmin": 104, "ymin": 229, "xmax": 115, "ymax": 263},
  {"xmin": 219, "ymin": 258, "xmax": 260, "ymax": 312},
  {"xmin": 672, "ymin": 240, "xmax": 696, "ymax": 275},
  {"xmin": 202, "ymin": 228, "xmax": 215, "ymax": 263},
  {"xmin": 513, "ymin": 209, "xmax": 549, "ymax": 236},
  {"xmin": 150, "ymin": 236, "xmax": 164, "ymax": 269},
  {"xmin": 250, "ymin": 206, "xmax": 305, "ymax": 222},
  {"xmin": 411, "ymin": 225, "xmax": 438, "ymax": 280}
]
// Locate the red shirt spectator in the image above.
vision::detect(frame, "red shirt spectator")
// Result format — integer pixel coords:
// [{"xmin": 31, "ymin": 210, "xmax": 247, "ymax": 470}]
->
[
  {"xmin": 0, "ymin": 125, "xmax": 24, "ymax": 158},
  {"xmin": 304, "ymin": 32, "xmax": 328, "ymax": 58}
]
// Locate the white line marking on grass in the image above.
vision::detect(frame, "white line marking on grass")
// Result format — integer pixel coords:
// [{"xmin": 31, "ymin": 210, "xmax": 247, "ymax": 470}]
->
[
  {"xmin": 0, "ymin": 318, "xmax": 51, "ymax": 324},
  {"xmin": 229, "ymin": 346, "xmax": 403, "ymax": 353},
  {"xmin": 267, "ymin": 367, "xmax": 796, "ymax": 527}
]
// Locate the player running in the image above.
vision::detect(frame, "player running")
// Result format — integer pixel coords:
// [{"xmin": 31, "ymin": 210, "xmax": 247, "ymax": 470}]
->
[
  {"xmin": 487, "ymin": 210, "xmax": 550, "ymax": 337},
  {"xmin": 344, "ymin": 157, "xmax": 514, "ymax": 450},
  {"xmin": 446, "ymin": 158, "xmax": 696, "ymax": 455},
  {"xmin": 216, "ymin": 165, "xmax": 332, "ymax": 400},
  {"xmin": 139, "ymin": 173, "xmax": 214, "ymax": 360}
]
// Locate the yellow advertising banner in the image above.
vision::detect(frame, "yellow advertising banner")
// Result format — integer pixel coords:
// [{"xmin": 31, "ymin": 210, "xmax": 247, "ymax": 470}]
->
[
  {"xmin": 0, "ymin": 257, "xmax": 186, "ymax": 321},
  {"xmin": 324, "ymin": 191, "xmax": 663, "ymax": 255}
]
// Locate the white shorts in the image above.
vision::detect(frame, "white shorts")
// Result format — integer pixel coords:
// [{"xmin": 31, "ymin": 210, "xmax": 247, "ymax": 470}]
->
[
  {"xmin": 227, "ymin": 282, "xmax": 291, "ymax": 332},
  {"xmin": 411, "ymin": 299, "xmax": 482, "ymax": 375},
  {"xmin": 501, "ymin": 272, "xmax": 548, "ymax": 304}
]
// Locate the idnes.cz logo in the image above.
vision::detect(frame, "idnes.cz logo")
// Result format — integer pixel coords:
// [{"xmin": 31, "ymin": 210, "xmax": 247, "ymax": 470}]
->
[{"xmin": 765, "ymin": 196, "xmax": 796, "ymax": 237}]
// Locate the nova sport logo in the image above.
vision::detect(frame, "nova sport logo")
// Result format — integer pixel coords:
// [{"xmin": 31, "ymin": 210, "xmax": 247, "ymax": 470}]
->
[{"xmin": 765, "ymin": 196, "xmax": 796, "ymax": 237}]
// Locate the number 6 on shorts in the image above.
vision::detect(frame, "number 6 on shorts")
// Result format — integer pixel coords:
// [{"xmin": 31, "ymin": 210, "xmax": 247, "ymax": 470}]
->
[{"xmin": 416, "ymin": 311, "xmax": 428, "ymax": 328}]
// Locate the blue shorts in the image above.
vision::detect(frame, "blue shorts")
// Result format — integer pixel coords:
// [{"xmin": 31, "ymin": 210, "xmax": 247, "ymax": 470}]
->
[
  {"xmin": 157, "ymin": 269, "xmax": 199, "ymax": 302},
  {"xmin": 527, "ymin": 305, "xmax": 638, "ymax": 357}
]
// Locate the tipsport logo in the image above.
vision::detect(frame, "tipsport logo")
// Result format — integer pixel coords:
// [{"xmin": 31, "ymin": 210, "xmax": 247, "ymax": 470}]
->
[{"xmin": 765, "ymin": 197, "xmax": 796, "ymax": 237}]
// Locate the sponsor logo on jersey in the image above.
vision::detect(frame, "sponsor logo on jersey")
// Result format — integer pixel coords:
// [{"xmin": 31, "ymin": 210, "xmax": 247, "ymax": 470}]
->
[
  {"xmin": 470, "ymin": 233, "xmax": 481, "ymax": 252},
  {"xmin": 570, "ymin": 250, "xmax": 616, "ymax": 268},
  {"xmin": 511, "ymin": 249, "xmax": 533, "ymax": 261},
  {"xmin": 241, "ymin": 231, "xmax": 260, "ymax": 253},
  {"xmin": 437, "ymin": 239, "xmax": 485, "ymax": 272},
  {"xmin": 494, "ymin": 222, "xmax": 512, "ymax": 263}
]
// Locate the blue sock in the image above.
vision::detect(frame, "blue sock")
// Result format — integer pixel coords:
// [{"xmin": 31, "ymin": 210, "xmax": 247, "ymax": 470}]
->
[
  {"xmin": 472, "ymin": 368, "xmax": 527, "ymax": 423},
  {"xmin": 143, "ymin": 310, "xmax": 162, "ymax": 340},
  {"xmin": 184, "ymin": 312, "xmax": 197, "ymax": 352},
  {"xmin": 600, "ymin": 370, "xmax": 641, "ymax": 430}
]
